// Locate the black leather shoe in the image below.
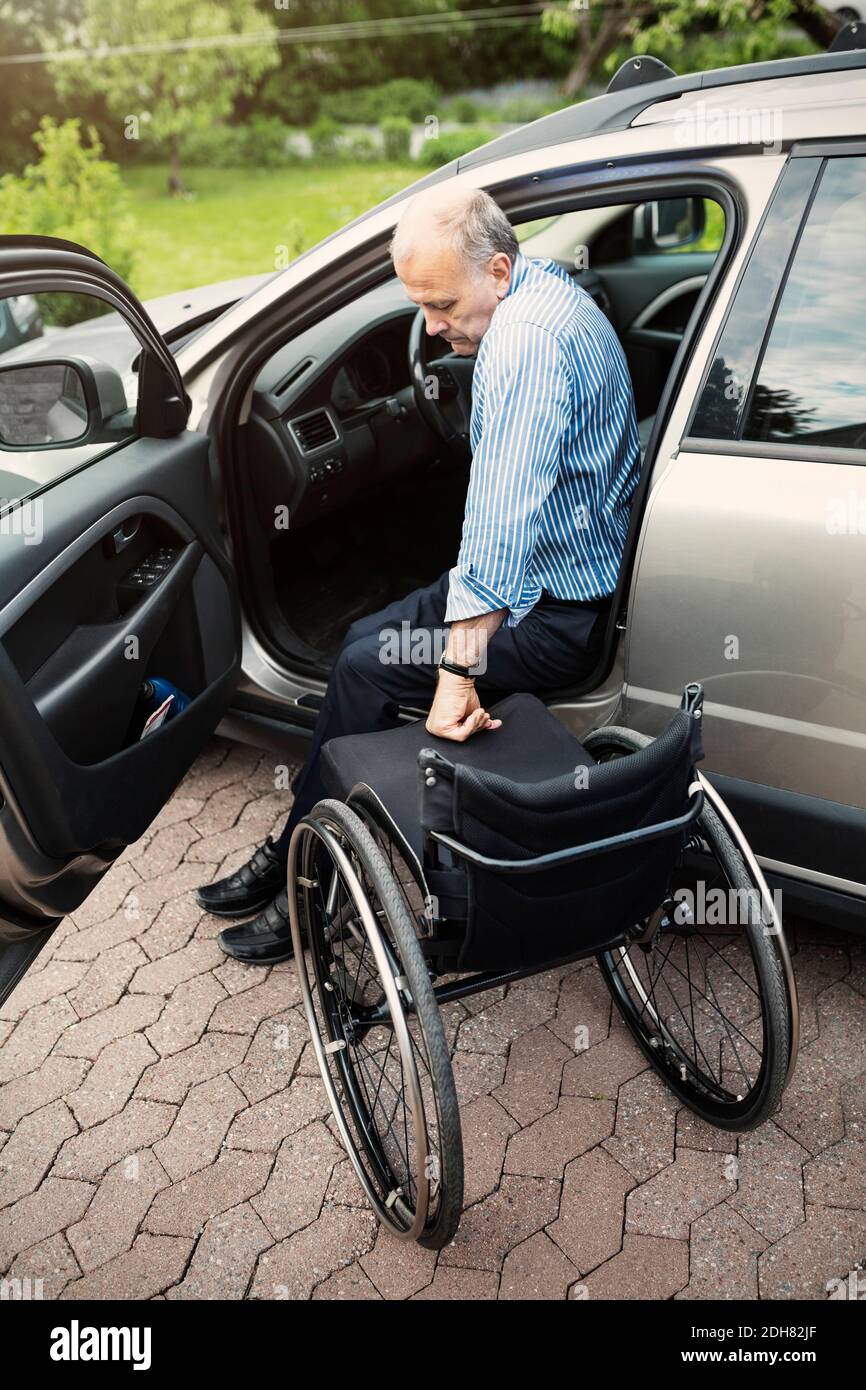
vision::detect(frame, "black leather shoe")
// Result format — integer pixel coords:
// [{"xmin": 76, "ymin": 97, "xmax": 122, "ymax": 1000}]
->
[
  {"xmin": 217, "ymin": 888, "xmax": 301, "ymax": 965},
  {"xmin": 196, "ymin": 837, "xmax": 286, "ymax": 918}
]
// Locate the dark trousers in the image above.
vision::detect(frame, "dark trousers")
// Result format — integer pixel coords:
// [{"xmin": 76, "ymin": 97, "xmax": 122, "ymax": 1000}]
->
[{"xmin": 272, "ymin": 569, "xmax": 610, "ymax": 861}]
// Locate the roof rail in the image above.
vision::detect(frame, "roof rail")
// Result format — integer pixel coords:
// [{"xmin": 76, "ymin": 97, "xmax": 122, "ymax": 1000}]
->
[
  {"xmin": 829, "ymin": 20, "xmax": 866, "ymax": 51},
  {"xmin": 607, "ymin": 55, "xmax": 676, "ymax": 92},
  {"xmin": 458, "ymin": 46, "xmax": 866, "ymax": 173}
]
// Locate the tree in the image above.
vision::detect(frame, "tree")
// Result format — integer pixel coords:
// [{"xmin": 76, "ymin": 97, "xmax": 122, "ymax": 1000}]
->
[
  {"xmin": 48, "ymin": 0, "xmax": 279, "ymax": 193},
  {"xmin": 542, "ymin": 0, "xmax": 842, "ymax": 98}
]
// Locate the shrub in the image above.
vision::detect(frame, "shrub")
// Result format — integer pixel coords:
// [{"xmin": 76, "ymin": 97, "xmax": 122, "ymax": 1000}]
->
[
  {"xmin": 309, "ymin": 115, "xmax": 344, "ymax": 162},
  {"xmin": 415, "ymin": 126, "xmax": 494, "ymax": 168},
  {"xmin": 346, "ymin": 130, "xmax": 381, "ymax": 164},
  {"xmin": 380, "ymin": 115, "xmax": 412, "ymax": 163},
  {"xmin": 375, "ymin": 78, "xmax": 440, "ymax": 122},
  {"xmin": 445, "ymin": 95, "xmax": 480, "ymax": 124},
  {"xmin": 179, "ymin": 124, "xmax": 247, "ymax": 167},
  {"xmin": 0, "ymin": 118, "xmax": 135, "ymax": 322},
  {"xmin": 243, "ymin": 116, "xmax": 293, "ymax": 168}
]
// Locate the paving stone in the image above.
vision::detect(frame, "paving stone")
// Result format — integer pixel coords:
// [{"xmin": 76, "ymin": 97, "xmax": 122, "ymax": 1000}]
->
[
  {"xmin": 626, "ymin": 1148, "xmax": 734, "ymax": 1240},
  {"xmin": 499, "ymin": 1230, "xmax": 580, "ymax": 1300},
  {"xmin": 136, "ymin": 1032, "xmax": 250, "ymax": 1104},
  {"xmin": 130, "ymin": 940, "xmax": 223, "ymax": 996},
  {"xmin": 136, "ymin": 896, "xmax": 206, "ymax": 963},
  {"xmin": 209, "ymin": 972, "xmax": 299, "ymax": 1034},
  {"xmin": 145, "ymin": 974, "xmax": 226, "ymax": 1057},
  {"xmin": 440, "ymin": 1174, "xmax": 561, "ymax": 1272},
  {"xmin": 0, "ymin": 958, "xmax": 88, "ymax": 1022},
  {"xmin": 759, "ymin": 1206, "xmax": 866, "ymax": 1300},
  {"xmin": 411, "ymin": 1266, "xmax": 500, "ymax": 1300},
  {"xmin": 804, "ymin": 1137, "xmax": 866, "ymax": 1210},
  {"xmin": 561, "ymin": 1025, "xmax": 646, "ymax": 1099},
  {"xmin": 0, "ymin": 1178, "xmax": 95, "ymax": 1272},
  {"xmin": 251, "ymin": 1121, "xmax": 343, "ymax": 1240},
  {"xmin": 676, "ymin": 1202, "xmax": 768, "ymax": 1301},
  {"xmin": 133, "ymin": 822, "xmax": 202, "ymax": 879},
  {"xmin": 0, "ymin": 1056, "xmax": 88, "ymax": 1130},
  {"xmin": 0, "ymin": 1099, "xmax": 77, "ymax": 1207},
  {"xmin": 69, "ymin": 862, "xmax": 143, "ymax": 931},
  {"xmin": 324, "ymin": 1158, "xmax": 369, "ymax": 1210},
  {"xmin": 460, "ymin": 1095, "xmax": 520, "ymax": 1207},
  {"xmin": 547, "ymin": 964, "xmax": 613, "ymax": 1052},
  {"xmin": 68, "ymin": 941, "xmax": 148, "ymax": 1018},
  {"xmin": 493, "ymin": 1024, "xmax": 572, "ymax": 1126},
  {"xmin": 60, "ymin": 1233, "xmax": 193, "ymax": 1300},
  {"xmin": 54, "ymin": 904, "xmax": 158, "ymax": 962},
  {"xmin": 148, "ymin": 793, "xmax": 207, "ymax": 832},
  {"xmin": 226, "ymin": 1077, "xmax": 329, "ymax": 1150},
  {"xmin": 456, "ymin": 988, "xmax": 556, "ymax": 1057},
  {"xmin": 773, "ymin": 1048, "xmax": 846, "ymax": 1157},
  {"xmin": 53, "ymin": 1101, "xmax": 176, "ymax": 1181},
  {"xmin": 450, "ymin": 1049, "xmax": 507, "ymax": 1107},
  {"xmin": 729, "ymin": 1120, "xmax": 808, "ymax": 1241},
  {"xmin": 581, "ymin": 1232, "xmax": 689, "ymax": 1300},
  {"xmin": 144, "ymin": 1150, "xmax": 272, "ymax": 1236},
  {"xmin": 547, "ymin": 1146, "xmax": 634, "ymax": 1274},
  {"xmin": 229, "ymin": 1008, "xmax": 307, "ymax": 1103},
  {"xmin": 313, "ymin": 1262, "xmax": 382, "ymax": 1300},
  {"xmin": 212, "ymin": 957, "xmax": 270, "ymax": 996},
  {"xmin": 154, "ymin": 1074, "xmax": 247, "ymax": 1181},
  {"xmin": 68, "ymin": 1033, "xmax": 159, "ymax": 1128},
  {"xmin": 0, "ymin": 996, "xmax": 79, "ymax": 1084},
  {"xmin": 360, "ymin": 1225, "xmax": 438, "ymax": 1299},
  {"xmin": 809, "ymin": 981, "xmax": 866, "ymax": 1080},
  {"xmin": 166, "ymin": 1201, "xmax": 273, "ymax": 1300},
  {"xmin": 55, "ymin": 995, "xmax": 164, "ymax": 1061},
  {"xmin": 5, "ymin": 1231, "xmax": 81, "ymax": 1300},
  {"xmin": 135, "ymin": 862, "xmax": 222, "ymax": 912},
  {"xmin": 189, "ymin": 780, "xmax": 257, "ymax": 835},
  {"xmin": 602, "ymin": 1070, "xmax": 678, "ymax": 1181},
  {"xmin": 251, "ymin": 1204, "xmax": 378, "ymax": 1300},
  {"xmin": 504, "ymin": 1096, "xmax": 615, "ymax": 1179},
  {"xmin": 66, "ymin": 1149, "xmax": 171, "ymax": 1273},
  {"xmin": 675, "ymin": 1106, "xmax": 735, "ymax": 1153},
  {"xmin": 840, "ymin": 1072, "xmax": 866, "ymax": 1141}
]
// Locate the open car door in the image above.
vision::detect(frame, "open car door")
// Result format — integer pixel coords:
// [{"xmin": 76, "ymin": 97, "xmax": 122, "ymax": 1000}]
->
[{"xmin": 0, "ymin": 237, "xmax": 240, "ymax": 1009}]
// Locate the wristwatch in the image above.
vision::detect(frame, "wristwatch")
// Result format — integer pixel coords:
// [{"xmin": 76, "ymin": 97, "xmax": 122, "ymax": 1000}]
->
[{"xmin": 438, "ymin": 656, "xmax": 476, "ymax": 680}]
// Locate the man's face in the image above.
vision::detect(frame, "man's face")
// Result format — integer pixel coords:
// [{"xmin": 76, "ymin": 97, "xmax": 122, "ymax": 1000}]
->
[{"xmin": 395, "ymin": 244, "xmax": 512, "ymax": 355}]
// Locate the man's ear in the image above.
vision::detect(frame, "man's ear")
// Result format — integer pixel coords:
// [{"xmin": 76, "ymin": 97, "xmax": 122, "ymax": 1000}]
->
[{"xmin": 490, "ymin": 252, "xmax": 513, "ymax": 297}]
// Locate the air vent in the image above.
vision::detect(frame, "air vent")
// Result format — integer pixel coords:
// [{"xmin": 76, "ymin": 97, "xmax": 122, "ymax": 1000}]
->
[
  {"xmin": 290, "ymin": 408, "xmax": 338, "ymax": 453},
  {"xmin": 274, "ymin": 357, "xmax": 314, "ymax": 398}
]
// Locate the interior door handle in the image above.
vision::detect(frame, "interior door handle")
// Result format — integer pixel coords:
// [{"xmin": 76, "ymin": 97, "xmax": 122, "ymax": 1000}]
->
[{"xmin": 108, "ymin": 518, "xmax": 141, "ymax": 556}]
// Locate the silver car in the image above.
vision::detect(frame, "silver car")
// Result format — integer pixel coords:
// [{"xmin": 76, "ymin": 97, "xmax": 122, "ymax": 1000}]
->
[{"xmin": 0, "ymin": 38, "xmax": 865, "ymax": 1009}]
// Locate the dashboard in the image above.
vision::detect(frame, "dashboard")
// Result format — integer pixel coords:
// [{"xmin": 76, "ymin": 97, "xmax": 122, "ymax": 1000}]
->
[{"xmin": 245, "ymin": 279, "xmax": 449, "ymax": 533}]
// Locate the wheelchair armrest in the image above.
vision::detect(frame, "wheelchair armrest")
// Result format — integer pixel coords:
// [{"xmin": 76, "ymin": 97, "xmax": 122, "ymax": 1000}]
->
[{"xmin": 428, "ymin": 783, "xmax": 704, "ymax": 876}]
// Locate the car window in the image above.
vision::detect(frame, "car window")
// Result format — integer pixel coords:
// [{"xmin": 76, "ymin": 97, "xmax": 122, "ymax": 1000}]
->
[
  {"xmin": 742, "ymin": 156, "xmax": 866, "ymax": 449},
  {"xmin": 0, "ymin": 290, "xmax": 140, "ymax": 507},
  {"xmin": 687, "ymin": 158, "xmax": 820, "ymax": 442}
]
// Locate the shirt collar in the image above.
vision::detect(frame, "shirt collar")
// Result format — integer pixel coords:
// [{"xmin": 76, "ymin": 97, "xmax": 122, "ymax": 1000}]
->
[{"xmin": 504, "ymin": 251, "xmax": 530, "ymax": 300}]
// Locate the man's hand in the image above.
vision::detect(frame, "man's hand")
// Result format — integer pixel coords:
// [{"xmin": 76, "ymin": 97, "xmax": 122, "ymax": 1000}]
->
[{"xmin": 426, "ymin": 671, "xmax": 502, "ymax": 742}]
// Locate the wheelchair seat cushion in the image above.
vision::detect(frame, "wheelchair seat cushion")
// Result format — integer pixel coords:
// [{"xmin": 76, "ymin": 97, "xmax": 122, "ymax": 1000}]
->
[{"xmin": 320, "ymin": 692, "xmax": 595, "ymax": 864}]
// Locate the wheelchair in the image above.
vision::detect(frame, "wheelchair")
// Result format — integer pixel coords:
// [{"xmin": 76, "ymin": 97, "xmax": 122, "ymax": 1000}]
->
[{"xmin": 287, "ymin": 682, "xmax": 798, "ymax": 1249}]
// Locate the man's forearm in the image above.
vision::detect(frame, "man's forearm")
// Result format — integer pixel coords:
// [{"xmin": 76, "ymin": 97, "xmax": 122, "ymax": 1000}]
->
[{"xmin": 446, "ymin": 608, "xmax": 507, "ymax": 671}]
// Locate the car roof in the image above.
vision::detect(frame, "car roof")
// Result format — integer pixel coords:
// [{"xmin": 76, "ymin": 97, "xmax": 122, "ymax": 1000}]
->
[{"xmin": 461, "ymin": 48, "xmax": 866, "ymax": 172}]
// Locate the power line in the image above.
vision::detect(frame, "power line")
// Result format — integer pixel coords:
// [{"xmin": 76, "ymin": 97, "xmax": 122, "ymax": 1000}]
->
[{"xmin": 0, "ymin": 3, "xmax": 580, "ymax": 66}]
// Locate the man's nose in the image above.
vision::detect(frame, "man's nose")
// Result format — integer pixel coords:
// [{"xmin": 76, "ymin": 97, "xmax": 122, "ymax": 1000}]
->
[{"xmin": 424, "ymin": 310, "xmax": 449, "ymax": 336}]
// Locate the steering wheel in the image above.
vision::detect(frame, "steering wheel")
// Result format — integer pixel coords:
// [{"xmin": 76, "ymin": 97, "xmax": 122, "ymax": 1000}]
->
[{"xmin": 408, "ymin": 307, "xmax": 475, "ymax": 460}]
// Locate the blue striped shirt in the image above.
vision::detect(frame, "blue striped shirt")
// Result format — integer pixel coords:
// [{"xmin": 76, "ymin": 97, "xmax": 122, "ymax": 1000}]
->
[{"xmin": 445, "ymin": 251, "xmax": 640, "ymax": 627}]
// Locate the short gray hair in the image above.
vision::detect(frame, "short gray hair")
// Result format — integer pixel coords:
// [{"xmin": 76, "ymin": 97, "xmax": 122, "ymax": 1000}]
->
[{"xmin": 390, "ymin": 186, "xmax": 519, "ymax": 273}]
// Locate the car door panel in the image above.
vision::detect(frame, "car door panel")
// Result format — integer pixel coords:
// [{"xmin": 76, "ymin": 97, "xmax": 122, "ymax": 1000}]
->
[{"xmin": 0, "ymin": 240, "xmax": 241, "ymax": 979}]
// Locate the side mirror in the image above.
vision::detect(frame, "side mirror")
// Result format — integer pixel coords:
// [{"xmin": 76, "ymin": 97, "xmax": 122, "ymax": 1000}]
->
[
  {"xmin": 633, "ymin": 197, "xmax": 706, "ymax": 252},
  {"xmin": 0, "ymin": 356, "xmax": 131, "ymax": 449}
]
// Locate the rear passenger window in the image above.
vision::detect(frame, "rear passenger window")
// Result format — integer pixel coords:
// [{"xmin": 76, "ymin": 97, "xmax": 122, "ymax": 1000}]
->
[{"xmin": 742, "ymin": 157, "xmax": 866, "ymax": 449}]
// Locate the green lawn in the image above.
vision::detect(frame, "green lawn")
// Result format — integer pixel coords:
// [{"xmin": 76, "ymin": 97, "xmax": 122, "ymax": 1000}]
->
[{"xmin": 122, "ymin": 163, "xmax": 417, "ymax": 301}]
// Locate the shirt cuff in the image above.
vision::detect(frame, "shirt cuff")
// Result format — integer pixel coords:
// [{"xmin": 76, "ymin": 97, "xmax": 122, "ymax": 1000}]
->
[{"xmin": 445, "ymin": 566, "xmax": 538, "ymax": 628}]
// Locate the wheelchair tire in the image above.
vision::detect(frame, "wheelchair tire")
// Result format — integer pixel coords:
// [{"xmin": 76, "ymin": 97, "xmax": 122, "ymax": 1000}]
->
[
  {"xmin": 587, "ymin": 728, "xmax": 793, "ymax": 1131},
  {"xmin": 288, "ymin": 799, "xmax": 464, "ymax": 1249}
]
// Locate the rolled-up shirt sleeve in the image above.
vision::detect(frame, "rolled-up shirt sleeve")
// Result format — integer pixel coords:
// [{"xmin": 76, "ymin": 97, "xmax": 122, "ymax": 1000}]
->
[{"xmin": 445, "ymin": 321, "xmax": 573, "ymax": 628}]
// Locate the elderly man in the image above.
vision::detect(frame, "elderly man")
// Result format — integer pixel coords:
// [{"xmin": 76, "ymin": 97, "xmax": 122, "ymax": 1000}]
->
[{"xmin": 198, "ymin": 183, "xmax": 640, "ymax": 963}]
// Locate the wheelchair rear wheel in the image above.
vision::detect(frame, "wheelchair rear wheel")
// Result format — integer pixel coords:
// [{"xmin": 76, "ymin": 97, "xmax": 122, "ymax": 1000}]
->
[
  {"xmin": 288, "ymin": 799, "xmax": 463, "ymax": 1248},
  {"xmin": 587, "ymin": 729, "xmax": 794, "ymax": 1130}
]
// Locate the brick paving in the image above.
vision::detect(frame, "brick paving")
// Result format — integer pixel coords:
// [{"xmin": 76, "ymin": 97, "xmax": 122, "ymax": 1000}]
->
[{"xmin": 0, "ymin": 734, "xmax": 864, "ymax": 1301}]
